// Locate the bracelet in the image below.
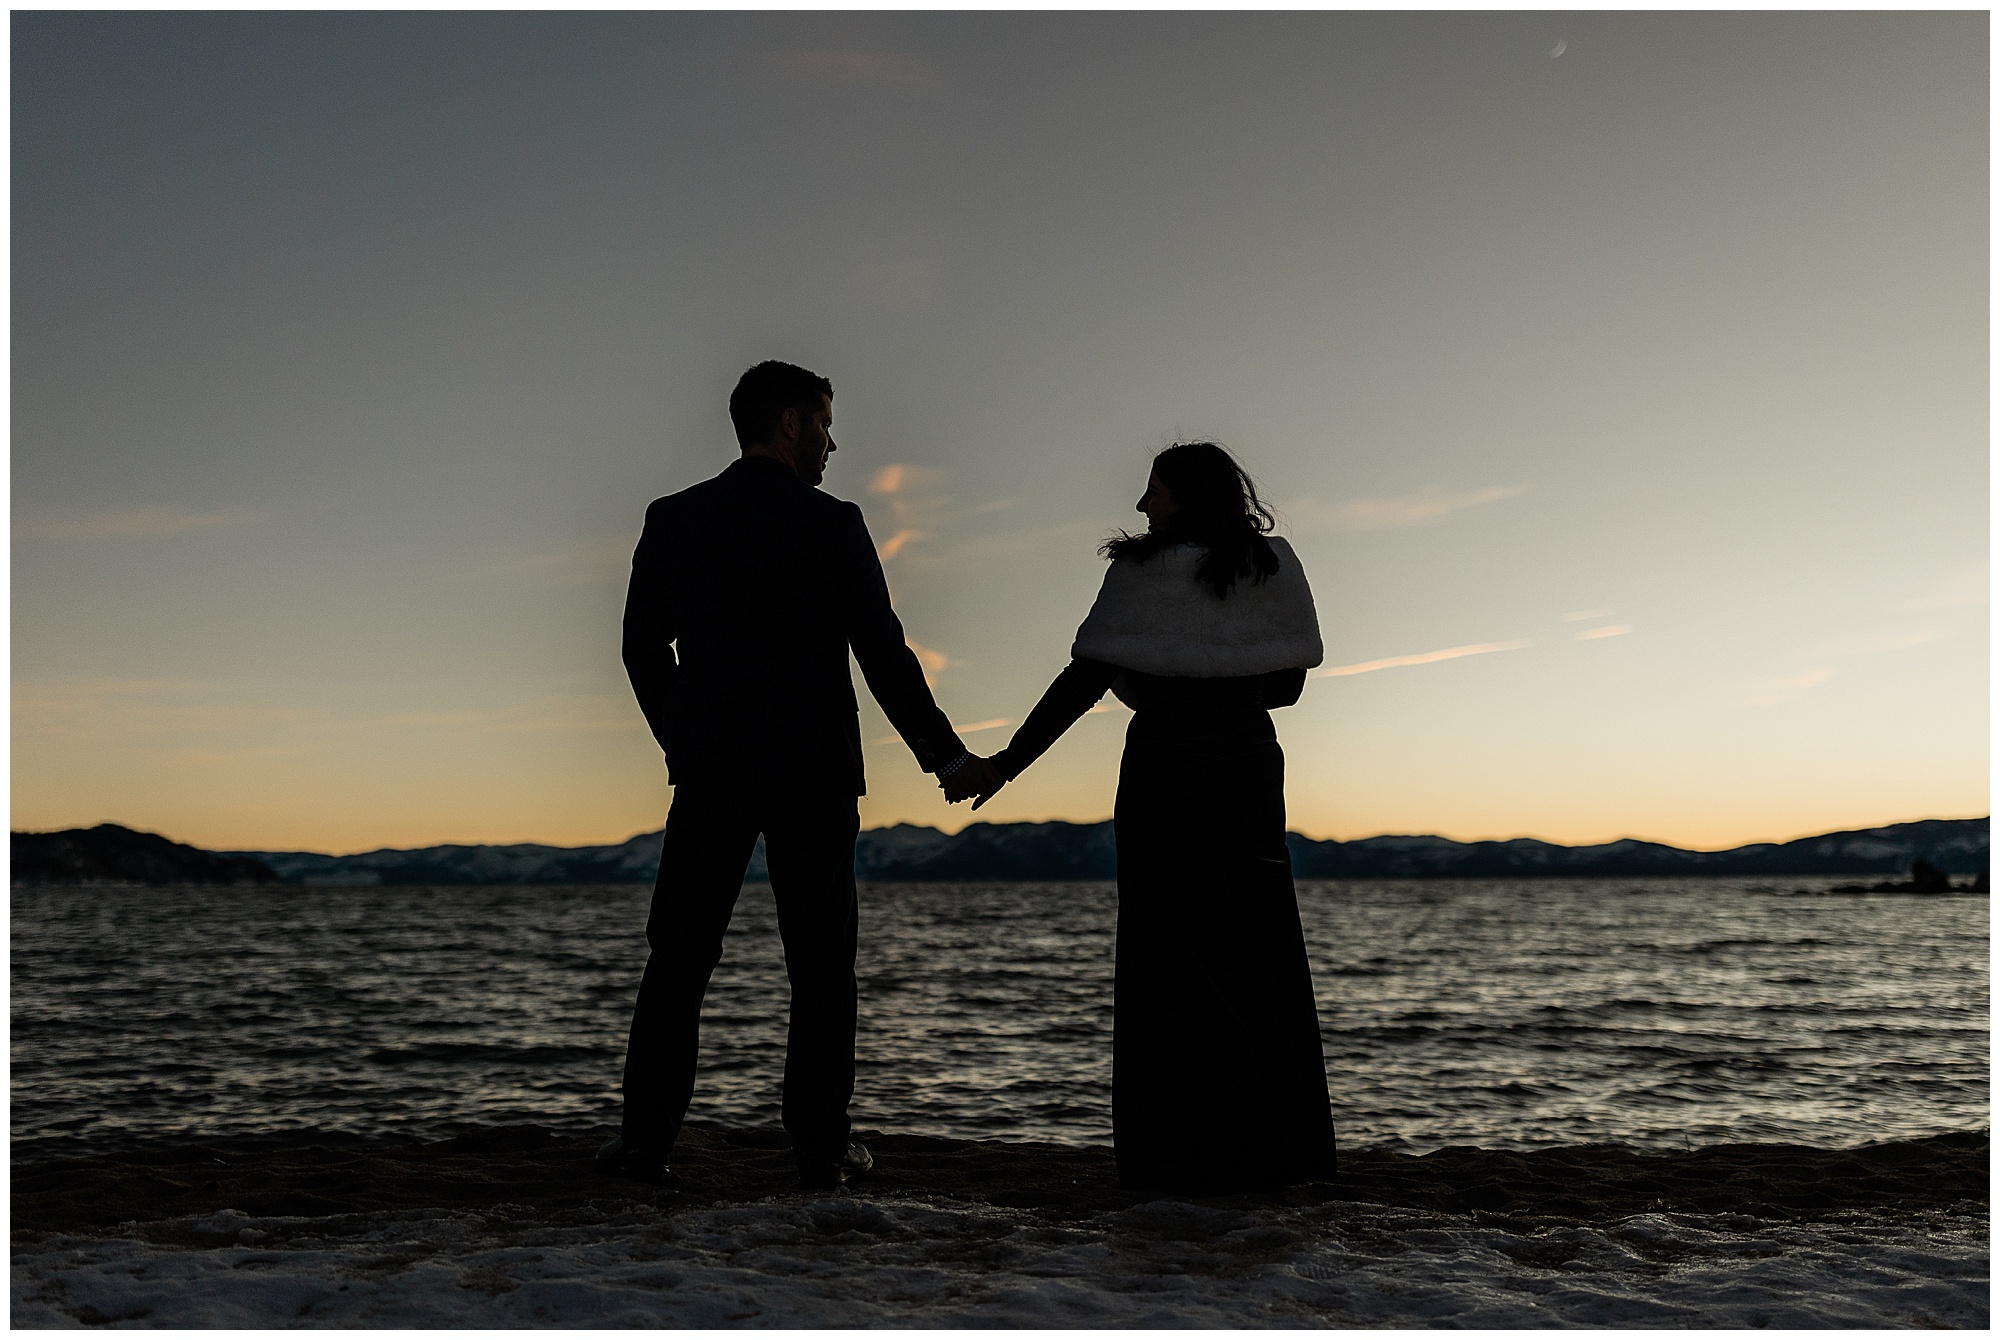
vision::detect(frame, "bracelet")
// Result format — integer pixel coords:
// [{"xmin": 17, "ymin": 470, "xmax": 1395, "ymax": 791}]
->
[{"xmin": 936, "ymin": 751, "xmax": 972, "ymax": 779}]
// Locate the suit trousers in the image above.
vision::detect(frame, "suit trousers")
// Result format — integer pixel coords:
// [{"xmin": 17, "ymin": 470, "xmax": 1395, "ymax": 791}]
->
[{"xmin": 618, "ymin": 786, "xmax": 861, "ymax": 1169}]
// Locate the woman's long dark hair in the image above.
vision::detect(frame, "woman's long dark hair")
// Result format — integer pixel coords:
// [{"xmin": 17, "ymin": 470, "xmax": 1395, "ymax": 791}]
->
[{"xmin": 1102, "ymin": 442, "xmax": 1280, "ymax": 599}]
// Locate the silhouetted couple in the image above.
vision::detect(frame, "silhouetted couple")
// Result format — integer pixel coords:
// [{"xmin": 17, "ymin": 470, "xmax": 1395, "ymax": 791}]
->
[{"xmin": 599, "ymin": 360, "xmax": 1336, "ymax": 1194}]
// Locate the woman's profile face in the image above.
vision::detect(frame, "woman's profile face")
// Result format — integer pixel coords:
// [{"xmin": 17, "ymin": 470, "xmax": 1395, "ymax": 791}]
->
[{"xmin": 1137, "ymin": 470, "xmax": 1180, "ymax": 525}]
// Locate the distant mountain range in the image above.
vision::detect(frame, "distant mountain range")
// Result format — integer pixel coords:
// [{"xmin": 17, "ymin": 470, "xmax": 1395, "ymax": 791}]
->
[
  {"xmin": 12, "ymin": 824, "xmax": 283, "ymax": 887},
  {"xmin": 10, "ymin": 816, "xmax": 1988, "ymax": 886}
]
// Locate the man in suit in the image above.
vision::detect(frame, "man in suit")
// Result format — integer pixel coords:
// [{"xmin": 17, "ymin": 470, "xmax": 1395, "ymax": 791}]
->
[{"xmin": 600, "ymin": 360, "xmax": 1000, "ymax": 1190}]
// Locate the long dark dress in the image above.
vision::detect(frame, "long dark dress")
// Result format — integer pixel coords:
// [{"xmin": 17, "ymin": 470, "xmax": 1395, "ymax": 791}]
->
[{"xmin": 992, "ymin": 658, "xmax": 1338, "ymax": 1193}]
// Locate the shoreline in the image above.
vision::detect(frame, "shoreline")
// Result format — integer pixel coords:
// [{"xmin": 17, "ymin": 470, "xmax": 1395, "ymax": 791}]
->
[
  {"xmin": 15, "ymin": 1124, "xmax": 1986, "ymax": 1239},
  {"xmin": 14, "ymin": 1126, "xmax": 1986, "ymax": 1327}
]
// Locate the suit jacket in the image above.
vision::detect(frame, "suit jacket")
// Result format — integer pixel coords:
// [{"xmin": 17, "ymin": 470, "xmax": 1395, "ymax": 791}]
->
[{"xmin": 622, "ymin": 455, "xmax": 965, "ymax": 795}]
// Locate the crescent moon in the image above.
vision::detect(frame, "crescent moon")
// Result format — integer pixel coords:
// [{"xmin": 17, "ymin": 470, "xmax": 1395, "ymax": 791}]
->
[{"xmin": 1550, "ymin": 40, "xmax": 1566, "ymax": 58}]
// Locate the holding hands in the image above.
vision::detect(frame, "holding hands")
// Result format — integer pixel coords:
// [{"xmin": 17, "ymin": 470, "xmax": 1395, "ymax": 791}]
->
[{"xmin": 940, "ymin": 754, "xmax": 1005, "ymax": 808}]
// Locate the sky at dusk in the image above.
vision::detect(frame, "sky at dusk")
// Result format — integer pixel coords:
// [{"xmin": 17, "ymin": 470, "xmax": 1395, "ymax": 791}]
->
[{"xmin": 12, "ymin": 11, "xmax": 1988, "ymax": 854}]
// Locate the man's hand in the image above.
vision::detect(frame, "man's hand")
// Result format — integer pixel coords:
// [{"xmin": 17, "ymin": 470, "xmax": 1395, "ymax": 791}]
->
[{"xmin": 942, "ymin": 755, "xmax": 1003, "ymax": 805}]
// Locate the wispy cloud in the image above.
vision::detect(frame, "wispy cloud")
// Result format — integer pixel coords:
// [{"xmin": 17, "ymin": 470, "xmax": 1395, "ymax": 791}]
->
[
  {"xmin": 14, "ymin": 677, "xmax": 197, "ymax": 722},
  {"xmin": 869, "ymin": 464, "xmax": 950, "ymax": 561},
  {"xmin": 1735, "ymin": 667, "xmax": 1835, "ymax": 708},
  {"xmin": 906, "ymin": 638, "xmax": 950, "ymax": 688},
  {"xmin": 1319, "ymin": 640, "xmax": 1532, "ymax": 677},
  {"xmin": 893, "ymin": 519, "xmax": 1099, "ymax": 573},
  {"xmin": 863, "ymin": 467, "xmax": 1077, "ymax": 570},
  {"xmin": 1561, "ymin": 608, "xmax": 1614, "ymax": 623},
  {"xmin": 13, "ymin": 677, "xmax": 310, "ymax": 738},
  {"xmin": 372, "ymin": 695, "xmax": 632, "ymax": 735},
  {"xmin": 14, "ymin": 678, "xmax": 636, "ymax": 747},
  {"xmin": 1910, "ymin": 564, "xmax": 1987, "ymax": 609},
  {"xmin": 15, "ymin": 505, "xmax": 266, "ymax": 543},
  {"xmin": 1286, "ymin": 485, "xmax": 1524, "ymax": 533},
  {"xmin": 875, "ymin": 716, "xmax": 1012, "ymax": 745},
  {"xmin": 870, "ymin": 463, "xmax": 949, "ymax": 500},
  {"xmin": 1575, "ymin": 625, "xmax": 1633, "ymax": 641},
  {"xmin": 871, "ymin": 465, "xmax": 914, "ymax": 496},
  {"xmin": 1727, "ymin": 626, "xmax": 1942, "ymax": 708},
  {"xmin": 1806, "ymin": 628, "xmax": 1949, "ymax": 658}
]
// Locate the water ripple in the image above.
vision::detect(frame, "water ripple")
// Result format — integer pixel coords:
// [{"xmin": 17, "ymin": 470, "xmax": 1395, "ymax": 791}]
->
[{"xmin": 10, "ymin": 878, "xmax": 1987, "ymax": 1158}]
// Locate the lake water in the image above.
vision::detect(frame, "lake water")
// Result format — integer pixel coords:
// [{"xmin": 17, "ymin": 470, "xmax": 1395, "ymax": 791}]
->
[{"xmin": 10, "ymin": 879, "xmax": 1988, "ymax": 1159}]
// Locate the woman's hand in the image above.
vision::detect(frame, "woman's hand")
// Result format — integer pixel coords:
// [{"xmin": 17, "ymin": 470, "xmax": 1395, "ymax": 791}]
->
[{"xmin": 969, "ymin": 760, "xmax": 1007, "ymax": 811}]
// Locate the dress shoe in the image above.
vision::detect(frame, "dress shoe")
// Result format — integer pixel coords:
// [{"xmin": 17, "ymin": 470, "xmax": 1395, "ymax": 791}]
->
[
  {"xmin": 798, "ymin": 1139, "xmax": 873, "ymax": 1190},
  {"xmin": 596, "ymin": 1134, "xmax": 668, "ymax": 1186}
]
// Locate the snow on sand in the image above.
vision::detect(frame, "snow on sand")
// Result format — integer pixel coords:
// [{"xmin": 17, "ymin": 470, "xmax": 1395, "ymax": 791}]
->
[{"xmin": 14, "ymin": 1196, "xmax": 1987, "ymax": 1328}]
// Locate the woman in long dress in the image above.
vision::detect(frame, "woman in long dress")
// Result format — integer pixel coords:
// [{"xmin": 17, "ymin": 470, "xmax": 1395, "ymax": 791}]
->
[{"xmin": 978, "ymin": 442, "xmax": 1337, "ymax": 1193}]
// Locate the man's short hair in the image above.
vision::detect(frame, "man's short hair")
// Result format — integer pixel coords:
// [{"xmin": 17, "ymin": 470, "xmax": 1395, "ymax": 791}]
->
[{"xmin": 729, "ymin": 361, "xmax": 834, "ymax": 449}]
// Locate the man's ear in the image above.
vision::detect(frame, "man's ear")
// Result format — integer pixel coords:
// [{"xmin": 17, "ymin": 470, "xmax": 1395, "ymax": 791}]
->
[{"xmin": 774, "ymin": 405, "xmax": 801, "ymax": 443}]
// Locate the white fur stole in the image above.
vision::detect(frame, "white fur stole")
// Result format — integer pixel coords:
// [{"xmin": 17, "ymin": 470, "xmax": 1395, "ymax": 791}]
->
[{"xmin": 1070, "ymin": 537, "xmax": 1324, "ymax": 678}]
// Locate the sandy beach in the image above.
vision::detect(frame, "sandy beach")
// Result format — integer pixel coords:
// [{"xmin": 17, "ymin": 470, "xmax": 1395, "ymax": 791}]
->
[{"xmin": 13, "ymin": 1126, "xmax": 1987, "ymax": 1327}]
